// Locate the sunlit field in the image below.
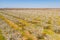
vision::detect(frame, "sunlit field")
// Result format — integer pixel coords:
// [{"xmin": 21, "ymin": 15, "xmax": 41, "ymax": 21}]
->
[{"xmin": 0, "ymin": 8, "xmax": 60, "ymax": 40}]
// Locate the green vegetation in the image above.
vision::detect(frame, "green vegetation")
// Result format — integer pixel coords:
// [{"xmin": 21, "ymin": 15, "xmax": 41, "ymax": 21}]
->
[{"xmin": 0, "ymin": 29, "xmax": 6, "ymax": 40}]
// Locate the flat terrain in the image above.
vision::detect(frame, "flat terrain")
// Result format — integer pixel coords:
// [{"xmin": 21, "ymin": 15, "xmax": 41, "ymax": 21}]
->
[{"xmin": 0, "ymin": 8, "xmax": 60, "ymax": 40}]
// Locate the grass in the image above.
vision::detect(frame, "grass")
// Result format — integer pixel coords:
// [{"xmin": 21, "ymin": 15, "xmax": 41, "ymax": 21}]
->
[
  {"xmin": 0, "ymin": 29, "xmax": 6, "ymax": 40},
  {"xmin": 0, "ymin": 14, "xmax": 37, "ymax": 40},
  {"xmin": 0, "ymin": 9, "xmax": 60, "ymax": 40}
]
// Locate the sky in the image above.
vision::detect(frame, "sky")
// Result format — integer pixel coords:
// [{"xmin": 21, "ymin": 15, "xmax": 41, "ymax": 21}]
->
[{"xmin": 0, "ymin": 0, "xmax": 60, "ymax": 8}]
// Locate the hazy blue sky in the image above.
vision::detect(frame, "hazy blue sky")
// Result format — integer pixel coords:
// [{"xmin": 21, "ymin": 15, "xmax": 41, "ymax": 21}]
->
[{"xmin": 0, "ymin": 0, "xmax": 60, "ymax": 8}]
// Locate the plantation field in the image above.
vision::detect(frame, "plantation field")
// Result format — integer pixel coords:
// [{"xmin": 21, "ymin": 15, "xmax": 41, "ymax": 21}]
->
[{"xmin": 0, "ymin": 8, "xmax": 60, "ymax": 40}]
